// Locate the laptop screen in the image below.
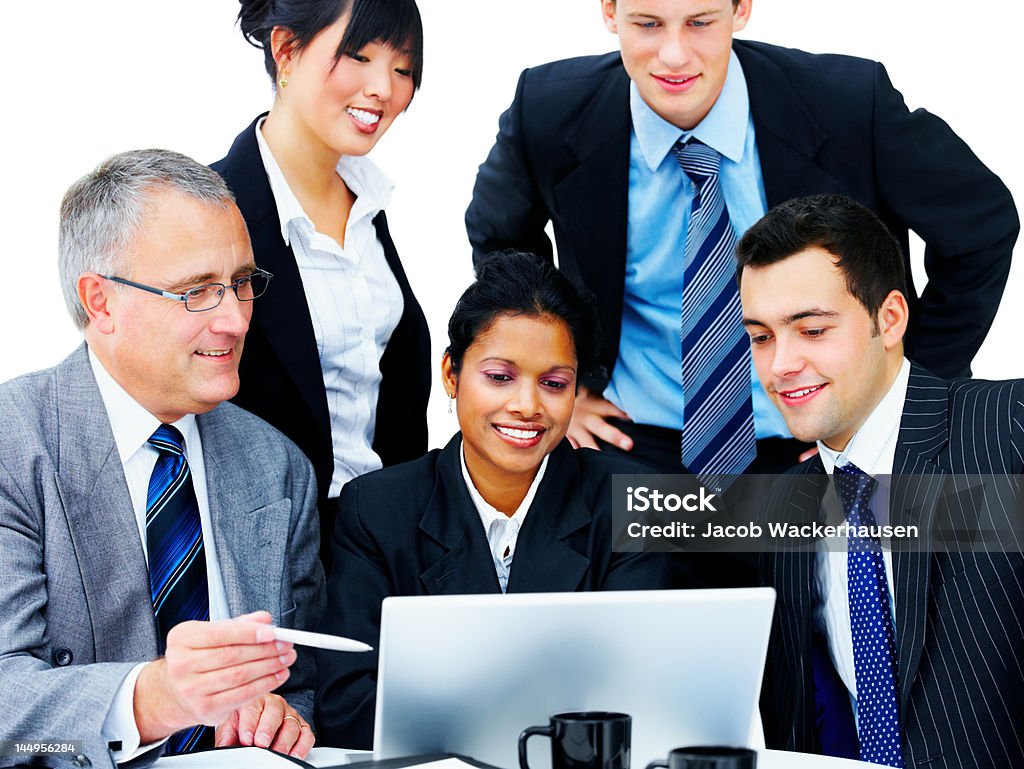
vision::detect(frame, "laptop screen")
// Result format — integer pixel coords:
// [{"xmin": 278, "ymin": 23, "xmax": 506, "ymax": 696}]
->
[{"xmin": 374, "ymin": 588, "xmax": 775, "ymax": 769}]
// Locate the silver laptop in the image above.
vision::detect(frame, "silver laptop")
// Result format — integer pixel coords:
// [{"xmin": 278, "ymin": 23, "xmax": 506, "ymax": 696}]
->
[{"xmin": 373, "ymin": 588, "xmax": 775, "ymax": 769}]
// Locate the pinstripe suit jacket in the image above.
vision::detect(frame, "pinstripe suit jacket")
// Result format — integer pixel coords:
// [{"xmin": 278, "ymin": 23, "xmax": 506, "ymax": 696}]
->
[{"xmin": 760, "ymin": 365, "xmax": 1024, "ymax": 768}]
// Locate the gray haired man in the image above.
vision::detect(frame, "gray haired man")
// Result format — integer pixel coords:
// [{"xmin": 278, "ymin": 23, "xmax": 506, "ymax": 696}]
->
[{"xmin": 0, "ymin": 150, "xmax": 324, "ymax": 767}]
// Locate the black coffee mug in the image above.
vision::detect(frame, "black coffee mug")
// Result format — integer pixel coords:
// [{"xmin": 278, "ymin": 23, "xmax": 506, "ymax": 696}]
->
[
  {"xmin": 645, "ymin": 746, "xmax": 756, "ymax": 769},
  {"xmin": 519, "ymin": 711, "xmax": 631, "ymax": 769}
]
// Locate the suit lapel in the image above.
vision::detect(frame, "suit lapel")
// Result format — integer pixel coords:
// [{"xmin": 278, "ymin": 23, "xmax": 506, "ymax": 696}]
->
[
  {"xmin": 553, "ymin": 66, "xmax": 632, "ymax": 373},
  {"xmin": 772, "ymin": 459, "xmax": 828, "ymax": 749},
  {"xmin": 54, "ymin": 346, "xmax": 158, "ymax": 660},
  {"xmin": 417, "ymin": 438, "xmax": 503, "ymax": 595},
  {"xmin": 734, "ymin": 42, "xmax": 841, "ymax": 208},
  {"xmin": 221, "ymin": 117, "xmax": 331, "ymax": 448},
  {"xmin": 890, "ymin": 366, "xmax": 950, "ymax": 719},
  {"xmin": 506, "ymin": 443, "xmax": 591, "ymax": 593},
  {"xmin": 373, "ymin": 211, "xmax": 410, "ymax": 301},
  {"xmin": 200, "ymin": 406, "xmax": 291, "ymax": 619},
  {"xmin": 415, "ymin": 440, "xmax": 592, "ymax": 595}
]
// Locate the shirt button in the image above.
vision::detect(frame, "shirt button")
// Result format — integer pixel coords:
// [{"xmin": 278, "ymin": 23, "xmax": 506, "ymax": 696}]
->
[{"xmin": 53, "ymin": 648, "xmax": 73, "ymax": 666}]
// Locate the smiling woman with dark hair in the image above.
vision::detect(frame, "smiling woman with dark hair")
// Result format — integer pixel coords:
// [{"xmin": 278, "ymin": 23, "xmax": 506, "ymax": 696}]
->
[
  {"xmin": 313, "ymin": 251, "xmax": 670, "ymax": 748},
  {"xmin": 212, "ymin": 0, "xmax": 430, "ymax": 573}
]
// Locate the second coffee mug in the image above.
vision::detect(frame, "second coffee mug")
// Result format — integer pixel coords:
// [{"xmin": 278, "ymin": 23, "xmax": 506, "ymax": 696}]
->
[
  {"xmin": 645, "ymin": 746, "xmax": 756, "ymax": 769},
  {"xmin": 519, "ymin": 711, "xmax": 631, "ymax": 769}
]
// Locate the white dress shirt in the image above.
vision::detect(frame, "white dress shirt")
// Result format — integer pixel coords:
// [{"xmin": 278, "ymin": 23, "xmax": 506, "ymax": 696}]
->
[
  {"xmin": 460, "ymin": 446, "xmax": 549, "ymax": 593},
  {"xmin": 88, "ymin": 350, "xmax": 230, "ymax": 761},
  {"xmin": 256, "ymin": 120, "xmax": 404, "ymax": 498},
  {"xmin": 814, "ymin": 358, "xmax": 911, "ymax": 720}
]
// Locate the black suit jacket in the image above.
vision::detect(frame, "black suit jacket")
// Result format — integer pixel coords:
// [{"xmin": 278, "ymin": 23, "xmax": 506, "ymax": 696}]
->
[
  {"xmin": 760, "ymin": 366, "xmax": 1024, "ymax": 768},
  {"xmin": 212, "ymin": 116, "xmax": 431, "ymax": 565},
  {"xmin": 313, "ymin": 435, "xmax": 672, "ymax": 748},
  {"xmin": 467, "ymin": 42, "xmax": 1018, "ymax": 383}
]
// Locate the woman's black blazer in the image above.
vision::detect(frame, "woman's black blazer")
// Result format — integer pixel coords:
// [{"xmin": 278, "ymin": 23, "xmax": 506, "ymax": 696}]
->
[
  {"xmin": 313, "ymin": 434, "xmax": 672, "ymax": 748},
  {"xmin": 211, "ymin": 115, "xmax": 431, "ymax": 566}
]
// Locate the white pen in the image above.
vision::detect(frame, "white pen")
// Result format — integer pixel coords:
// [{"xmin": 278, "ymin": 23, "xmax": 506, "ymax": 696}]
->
[{"xmin": 272, "ymin": 627, "xmax": 373, "ymax": 653}]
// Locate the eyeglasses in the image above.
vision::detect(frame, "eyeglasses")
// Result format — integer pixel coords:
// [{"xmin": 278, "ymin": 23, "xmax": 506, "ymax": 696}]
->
[{"xmin": 103, "ymin": 270, "xmax": 273, "ymax": 312}]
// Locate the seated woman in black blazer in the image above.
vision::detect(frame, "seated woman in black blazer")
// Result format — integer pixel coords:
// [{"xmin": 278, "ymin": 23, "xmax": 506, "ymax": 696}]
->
[
  {"xmin": 314, "ymin": 251, "xmax": 670, "ymax": 748},
  {"xmin": 212, "ymin": 0, "xmax": 430, "ymax": 571}
]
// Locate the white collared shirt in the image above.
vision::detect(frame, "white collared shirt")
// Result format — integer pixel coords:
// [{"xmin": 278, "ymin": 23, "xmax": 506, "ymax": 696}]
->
[
  {"xmin": 88, "ymin": 349, "xmax": 230, "ymax": 761},
  {"xmin": 460, "ymin": 445, "xmax": 549, "ymax": 593},
  {"xmin": 256, "ymin": 120, "xmax": 404, "ymax": 497},
  {"xmin": 814, "ymin": 358, "xmax": 911, "ymax": 718}
]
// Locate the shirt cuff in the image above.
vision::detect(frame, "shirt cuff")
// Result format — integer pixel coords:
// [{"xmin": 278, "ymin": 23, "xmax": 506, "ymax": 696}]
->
[{"xmin": 102, "ymin": 662, "xmax": 169, "ymax": 762}]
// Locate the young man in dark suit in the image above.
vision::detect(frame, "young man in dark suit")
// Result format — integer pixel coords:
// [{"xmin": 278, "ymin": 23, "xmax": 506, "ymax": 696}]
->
[
  {"xmin": 737, "ymin": 194, "xmax": 1023, "ymax": 768},
  {"xmin": 466, "ymin": 0, "xmax": 1018, "ymax": 479}
]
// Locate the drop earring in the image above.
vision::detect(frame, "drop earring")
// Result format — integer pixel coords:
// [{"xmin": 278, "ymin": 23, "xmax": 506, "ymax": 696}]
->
[{"xmin": 447, "ymin": 391, "xmax": 455, "ymax": 414}]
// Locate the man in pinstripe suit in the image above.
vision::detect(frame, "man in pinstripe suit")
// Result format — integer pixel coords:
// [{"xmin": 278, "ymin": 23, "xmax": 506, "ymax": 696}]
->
[{"xmin": 736, "ymin": 194, "xmax": 1023, "ymax": 768}]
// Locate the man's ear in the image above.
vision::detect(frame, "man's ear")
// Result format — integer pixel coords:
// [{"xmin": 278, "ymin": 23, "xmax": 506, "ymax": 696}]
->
[
  {"xmin": 77, "ymin": 273, "xmax": 116, "ymax": 334},
  {"xmin": 733, "ymin": 0, "xmax": 753, "ymax": 34},
  {"xmin": 601, "ymin": 0, "xmax": 619, "ymax": 34},
  {"xmin": 877, "ymin": 289, "xmax": 909, "ymax": 351}
]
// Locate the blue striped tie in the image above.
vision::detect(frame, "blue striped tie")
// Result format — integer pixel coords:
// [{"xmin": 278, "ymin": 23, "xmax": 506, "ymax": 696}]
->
[
  {"xmin": 146, "ymin": 424, "xmax": 213, "ymax": 753},
  {"xmin": 672, "ymin": 139, "xmax": 756, "ymax": 481},
  {"xmin": 834, "ymin": 462, "xmax": 905, "ymax": 768}
]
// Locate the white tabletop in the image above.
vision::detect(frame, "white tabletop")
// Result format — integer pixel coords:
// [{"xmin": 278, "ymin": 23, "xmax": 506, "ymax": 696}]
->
[
  {"xmin": 307, "ymin": 747, "xmax": 875, "ymax": 769},
  {"xmin": 759, "ymin": 749, "xmax": 876, "ymax": 768},
  {"xmin": 157, "ymin": 746, "xmax": 875, "ymax": 769}
]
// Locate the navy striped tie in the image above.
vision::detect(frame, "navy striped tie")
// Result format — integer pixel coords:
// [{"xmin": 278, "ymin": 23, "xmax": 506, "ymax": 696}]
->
[
  {"xmin": 146, "ymin": 424, "xmax": 213, "ymax": 753},
  {"xmin": 672, "ymin": 139, "xmax": 756, "ymax": 481}
]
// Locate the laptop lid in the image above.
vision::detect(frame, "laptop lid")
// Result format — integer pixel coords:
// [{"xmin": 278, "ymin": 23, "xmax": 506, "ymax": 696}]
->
[{"xmin": 374, "ymin": 588, "xmax": 775, "ymax": 769}]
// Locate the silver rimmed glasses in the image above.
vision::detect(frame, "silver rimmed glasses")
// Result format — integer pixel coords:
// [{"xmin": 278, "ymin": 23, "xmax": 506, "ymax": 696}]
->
[{"xmin": 103, "ymin": 269, "xmax": 273, "ymax": 312}]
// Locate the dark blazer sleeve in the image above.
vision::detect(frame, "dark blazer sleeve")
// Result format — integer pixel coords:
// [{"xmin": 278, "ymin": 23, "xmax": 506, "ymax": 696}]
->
[
  {"xmin": 867, "ymin": 63, "xmax": 1018, "ymax": 377},
  {"xmin": 575, "ymin": 451, "xmax": 674, "ymax": 592},
  {"xmin": 601, "ymin": 544, "xmax": 672, "ymax": 591},
  {"xmin": 371, "ymin": 212, "xmax": 432, "ymax": 467},
  {"xmin": 466, "ymin": 67, "xmax": 557, "ymax": 266},
  {"xmin": 742, "ymin": 42, "xmax": 1019, "ymax": 378},
  {"xmin": 313, "ymin": 476, "xmax": 388, "ymax": 750}
]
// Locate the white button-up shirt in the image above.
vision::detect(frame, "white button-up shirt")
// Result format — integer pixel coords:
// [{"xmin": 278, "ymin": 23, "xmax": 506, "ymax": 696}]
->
[
  {"xmin": 460, "ymin": 445, "xmax": 550, "ymax": 593},
  {"xmin": 256, "ymin": 120, "xmax": 404, "ymax": 497},
  {"xmin": 89, "ymin": 349, "xmax": 230, "ymax": 761},
  {"xmin": 815, "ymin": 357, "xmax": 911, "ymax": 721}
]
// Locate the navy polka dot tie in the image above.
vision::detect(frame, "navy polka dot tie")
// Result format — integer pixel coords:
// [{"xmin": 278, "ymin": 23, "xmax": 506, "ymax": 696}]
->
[
  {"xmin": 834, "ymin": 462, "xmax": 905, "ymax": 767},
  {"xmin": 146, "ymin": 424, "xmax": 213, "ymax": 753}
]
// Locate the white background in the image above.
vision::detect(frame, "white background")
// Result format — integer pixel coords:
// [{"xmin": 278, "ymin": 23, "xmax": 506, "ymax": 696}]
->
[{"xmin": 2, "ymin": 1, "xmax": 1020, "ymax": 447}]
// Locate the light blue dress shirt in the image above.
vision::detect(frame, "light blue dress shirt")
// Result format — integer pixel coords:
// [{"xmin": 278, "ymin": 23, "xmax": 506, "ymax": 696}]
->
[{"xmin": 604, "ymin": 51, "xmax": 789, "ymax": 439}]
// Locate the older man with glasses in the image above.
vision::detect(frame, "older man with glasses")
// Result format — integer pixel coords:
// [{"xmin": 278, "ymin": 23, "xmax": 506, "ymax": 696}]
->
[{"xmin": 0, "ymin": 149, "xmax": 324, "ymax": 768}]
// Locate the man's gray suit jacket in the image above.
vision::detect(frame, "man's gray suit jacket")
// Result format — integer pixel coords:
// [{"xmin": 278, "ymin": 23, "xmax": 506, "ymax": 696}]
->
[{"xmin": 0, "ymin": 345, "xmax": 325, "ymax": 768}]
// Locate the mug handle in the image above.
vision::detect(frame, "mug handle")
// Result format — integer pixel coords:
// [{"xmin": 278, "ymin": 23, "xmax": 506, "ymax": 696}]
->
[
  {"xmin": 645, "ymin": 761, "xmax": 670, "ymax": 769},
  {"xmin": 518, "ymin": 724, "xmax": 554, "ymax": 769}
]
